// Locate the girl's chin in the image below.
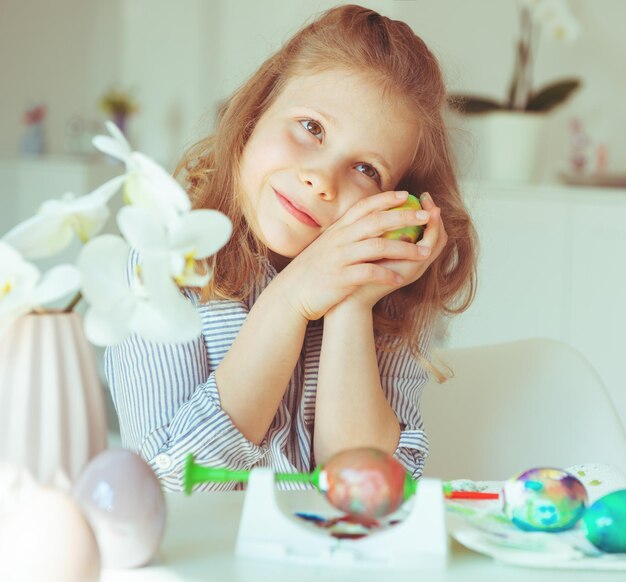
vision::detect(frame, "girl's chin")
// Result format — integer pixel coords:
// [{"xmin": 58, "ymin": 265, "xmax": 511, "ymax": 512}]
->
[{"xmin": 263, "ymin": 232, "xmax": 306, "ymax": 261}]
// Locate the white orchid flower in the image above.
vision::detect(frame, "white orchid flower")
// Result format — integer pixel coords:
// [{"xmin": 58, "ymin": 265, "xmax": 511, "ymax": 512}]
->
[
  {"xmin": 92, "ymin": 121, "xmax": 191, "ymax": 224},
  {"xmin": 527, "ymin": 0, "xmax": 580, "ymax": 42},
  {"xmin": 2, "ymin": 175, "xmax": 124, "ymax": 259},
  {"xmin": 116, "ymin": 205, "xmax": 232, "ymax": 288},
  {"xmin": 77, "ymin": 235, "xmax": 202, "ymax": 346},
  {"xmin": 542, "ymin": 4, "xmax": 580, "ymax": 42},
  {"xmin": 0, "ymin": 242, "xmax": 81, "ymax": 336}
]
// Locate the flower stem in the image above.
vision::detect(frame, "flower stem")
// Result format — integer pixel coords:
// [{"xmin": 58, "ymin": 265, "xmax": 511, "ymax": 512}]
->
[
  {"xmin": 510, "ymin": 5, "xmax": 535, "ymax": 111},
  {"xmin": 64, "ymin": 292, "xmax": 83, "ymax": 313}
]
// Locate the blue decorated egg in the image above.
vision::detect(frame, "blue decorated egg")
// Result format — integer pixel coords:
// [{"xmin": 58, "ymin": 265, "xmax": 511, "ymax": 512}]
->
[
  {"xmin": 582, "ymin": 489, "xmax": 626, "ymax": 553},
  {"xmin": 502, "ymin": 467, "xmax": 587, "ymax": 532}
]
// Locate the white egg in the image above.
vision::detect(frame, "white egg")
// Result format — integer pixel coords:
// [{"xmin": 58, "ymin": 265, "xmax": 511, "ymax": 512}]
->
[
  {"xmin": 74, "ymin": 448, "xmax": 166, "ymax": 569},
  {"xmin": 0, "ymin": 486, "xmax": 101, "ymax": 582},
  {"xmin": 0, "ymin": 463, "xmax": 38, "ymax": 520}
]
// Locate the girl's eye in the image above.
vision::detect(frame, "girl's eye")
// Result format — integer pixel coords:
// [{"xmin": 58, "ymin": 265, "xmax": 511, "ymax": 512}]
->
[
  {"xmin": 355, "ymin": 162, "xmax": 381, "ymax": 183},
  {"xmin": 300, "ymin": 119, "xmax": 324, "ymax": 140}
]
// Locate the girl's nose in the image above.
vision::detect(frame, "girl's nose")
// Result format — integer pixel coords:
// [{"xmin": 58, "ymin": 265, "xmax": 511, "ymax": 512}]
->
[{"xmin": 298, "ymin": 168, "xmax": 337, "ymax": 201}]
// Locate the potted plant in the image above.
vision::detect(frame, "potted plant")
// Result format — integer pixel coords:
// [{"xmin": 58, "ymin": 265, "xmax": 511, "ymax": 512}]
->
[
  {"xmin": 449, "ymin": 0, "xmax": 581, "ymax": 183},
  {"xmin": 0, "ymin": 122, "xmax": 232, "ymax": 483}
]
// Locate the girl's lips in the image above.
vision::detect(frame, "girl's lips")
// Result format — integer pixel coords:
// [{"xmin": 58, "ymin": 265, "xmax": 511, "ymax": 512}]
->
[{"xmin": 274, "ymin": 190, "xmax": 320, "ymax": 227}]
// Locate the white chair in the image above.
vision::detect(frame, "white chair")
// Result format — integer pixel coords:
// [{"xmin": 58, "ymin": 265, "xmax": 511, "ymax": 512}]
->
[{"xmin": 420, "ymin": 338, "xmax": 626, "ymax": 480}]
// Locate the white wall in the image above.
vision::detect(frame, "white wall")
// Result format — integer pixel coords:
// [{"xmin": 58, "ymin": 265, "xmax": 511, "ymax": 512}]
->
[
  {"xmin": 1, "ymin": 0, "xmax": 625, "ymax": 174},
  {"xmin": 395, "ymin": 0, "xmax": 626, "ymax": 179},
  {"xmin": 0, "ymin": 0, "xmax": 123, "ymax": 157},
  {"xmin": 118, "ymin": 0, "xmax": 220, "ymax": 164}
]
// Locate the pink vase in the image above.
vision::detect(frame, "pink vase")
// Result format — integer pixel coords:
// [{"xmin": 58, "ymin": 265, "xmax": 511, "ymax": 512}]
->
[{"xmin": 0, "ymin": 312, "xmax": 108, "ymax": 483}]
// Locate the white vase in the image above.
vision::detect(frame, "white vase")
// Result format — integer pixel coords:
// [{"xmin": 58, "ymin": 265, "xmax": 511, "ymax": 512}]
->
[
  {"xmin": 465, "ymin": 111, "xmax": 545, "ymax": 183},
  {"xmin": 0, "ymin": 312, "xmax": 108, "ymax": 484}
]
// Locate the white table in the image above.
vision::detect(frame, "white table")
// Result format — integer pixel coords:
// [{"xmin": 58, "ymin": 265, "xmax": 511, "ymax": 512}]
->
[{"xmin": 102, "ymin": 489, "xmax": 625, "ymax": 582}]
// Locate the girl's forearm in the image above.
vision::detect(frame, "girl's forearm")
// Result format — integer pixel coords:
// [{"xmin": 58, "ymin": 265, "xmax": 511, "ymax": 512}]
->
[
  {"xmin": 215, "ymin": 274, "xmax": 308, "ymax": 445},
  {"xmin": 314, "ymin": 300, "xmax": 401, "ymax": 464}
]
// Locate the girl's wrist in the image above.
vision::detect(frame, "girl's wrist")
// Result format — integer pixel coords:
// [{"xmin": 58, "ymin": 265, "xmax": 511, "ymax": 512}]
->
[
  {"xmin": 326, "ymin": 296, "xmax": 373, "ymax": 321},
  {"xmin": 271, "ymin": 269, "xmax": 313, "ymax": 324}
]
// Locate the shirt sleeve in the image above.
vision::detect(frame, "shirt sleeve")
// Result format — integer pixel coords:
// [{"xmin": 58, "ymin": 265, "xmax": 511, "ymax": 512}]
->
[
  {"xmin": 105, "ymin": 332, "xmax": 269, "ymax": 491},
  {"xmin": 104, "ymin": 254, "xmax": 268, "ymax": 492},
  {"xmin": 377, "ymin": 329, "xmax": 433, "ymax": 479}
]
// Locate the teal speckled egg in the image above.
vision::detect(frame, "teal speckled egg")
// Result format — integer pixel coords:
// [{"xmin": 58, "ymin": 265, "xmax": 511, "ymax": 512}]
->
[
  {"xmin": 502, "ymin": 467, "xmax": 588, "ymax": 532},
  {"xmin": 582, "ymin": 489, "xmax": 626, "ymax": 553}
]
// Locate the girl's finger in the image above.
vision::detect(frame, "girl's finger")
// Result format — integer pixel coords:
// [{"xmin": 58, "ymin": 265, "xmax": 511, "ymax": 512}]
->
[
  {"xmin": 418, "ymin": 192, "xmax": 448, "ymax": 254},
  {"xmin": 342, "ymin": 262, "xmax": 402, "ymax": 287},
  {"xmin": 345, "ymin": 237, "xmax": 428, "ymax": 265},
  {"xmin": 419, "ymin": 191, "xmax": 436, "ymax": 210},
  {"xmin": 416, "ymin": 206, "xmax": 444, "ymax": 256},
  {"xmin": 341, "ymin": 190, "xmax": 410, "ymax": 225},
  {"xmin": 350, "ymin": 207, "xmax": 429, "ymax": 241}
]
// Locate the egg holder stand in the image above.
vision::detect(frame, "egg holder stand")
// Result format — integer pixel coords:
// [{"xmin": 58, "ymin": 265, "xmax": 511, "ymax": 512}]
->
[{"xmin": 234, "ymin": 467, "xmax": 449, "ymax": 570}]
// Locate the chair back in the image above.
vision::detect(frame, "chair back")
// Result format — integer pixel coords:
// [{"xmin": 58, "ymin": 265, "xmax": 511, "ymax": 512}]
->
[{"xmin": 421, "ymin": 338, "xmax": 626, "ymax": 480}]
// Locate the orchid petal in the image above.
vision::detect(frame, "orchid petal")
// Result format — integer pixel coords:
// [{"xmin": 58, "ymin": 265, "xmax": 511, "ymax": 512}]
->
[
  {"xmin": 0, "ymin": 244, "xmax": 40, "ymax": 294},
  {"xmin": 0, "ymin": 243, "xmax": 40, "ymax": 324},
  {"xmin": 168, "ymin": 210, "xmax": 232, "ymax": 259},
  {"xmin": 116, "ymin": 206, "xmax": 168, "ymax": 254},
  {"xmin": 132, "ymin": 256, "xmax": 201, "ymax": 343},
  {"xmin": 131, "ymin": 296, "xmax": 201, "ymax": 344},
  {"xmin": 122, "ymin": 171, "xmax": 149, "ymax": 208},
  {"xmin": 3, "ymin": 212, "xmax": 73, "ymax": 259},
  {"xmin": 105, "ymin": 120, "xmax": 133, "ymax": 153},
  {"xmin": 40, "ymin": 196, "xmax": 73, "ymax": 213},
  {"xmin": 128, "ymin": 152, "xmax": 191, "ymax": 220},
  {"xmin": 73, "ymin": 175, "xmax": 125, "ymax": 210},
  {"xmin": 31, "ymin": 264, "xmax": 81, "ymax": 307},
  {"xmin": 83, "ymin": 296, "xmax": 137, "ymax": 346},
  {"xmin": 77, "ymin": 235, "xmax": 130, "ymax": 311},
  {"xmin": 0, "ymin": 241, "xmax": 36, "ymax": 275},
  {"xmin": 70, "ymin": 205, "xmax": 111, "ymax": 243},
  {"xmin": 92, "ymin": 135, "xmax": 129, "ymax": 163}
]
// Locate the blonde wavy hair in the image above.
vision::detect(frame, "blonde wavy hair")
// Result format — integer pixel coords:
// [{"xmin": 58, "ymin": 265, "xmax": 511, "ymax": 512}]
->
[{"xmin": 176, "ymin": 4, "xmax": 478, "ymax": 377}]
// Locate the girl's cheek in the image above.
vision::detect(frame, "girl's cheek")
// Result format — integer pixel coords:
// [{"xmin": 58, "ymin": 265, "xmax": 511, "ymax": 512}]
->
[{"xmin": 261, "ymin": 128, "xmax": 303, "ymax": 165}]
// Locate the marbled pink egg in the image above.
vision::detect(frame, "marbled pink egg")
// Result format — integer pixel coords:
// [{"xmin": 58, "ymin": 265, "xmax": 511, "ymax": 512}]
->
[{"xmin": 316, "ymin": 448, "xmax": 407, "ymax": 519}]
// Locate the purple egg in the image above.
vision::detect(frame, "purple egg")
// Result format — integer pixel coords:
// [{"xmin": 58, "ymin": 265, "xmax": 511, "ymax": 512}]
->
[{"xmin": 73, "ymin": 448, "xmax": 166, "ymax": 568}]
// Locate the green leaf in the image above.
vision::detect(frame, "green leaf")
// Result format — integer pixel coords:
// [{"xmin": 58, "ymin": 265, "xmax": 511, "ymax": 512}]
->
[
  {"xmin": 447, "ymin": 95, "xmax": 503, "ymax": 115},
  {"xmin": 526, "ymin": 79, "xmax": 581, "ymax": 112}
]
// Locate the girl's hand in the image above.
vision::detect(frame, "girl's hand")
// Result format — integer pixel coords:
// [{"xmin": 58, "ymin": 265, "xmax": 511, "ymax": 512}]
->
[
  {"xmin": 341, "ymin": 191, "xmax": 448, "ymax": 311},
  {"xmin": 278, "ymin": 190, "xmax": 430, "ymax": 321}
]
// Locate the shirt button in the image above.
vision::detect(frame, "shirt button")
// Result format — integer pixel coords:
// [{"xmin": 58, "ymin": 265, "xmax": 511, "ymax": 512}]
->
[{"xmin": 154, "ymin": 453, "xmax": 173, "ymax": 471}]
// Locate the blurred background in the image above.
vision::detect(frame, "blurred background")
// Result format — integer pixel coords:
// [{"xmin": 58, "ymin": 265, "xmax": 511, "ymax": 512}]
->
[
  {"xmin": 2, "ymin": 0, "xmax": 625, "ymax": 175},
  {"xmin": 1, "ymin": 0, "xmax": 625, "ymax": 430}
]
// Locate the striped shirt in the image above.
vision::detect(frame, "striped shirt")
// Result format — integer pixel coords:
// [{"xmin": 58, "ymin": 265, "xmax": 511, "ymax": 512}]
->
[{"xmin": 104, "ymin": 256, "xmax": 431, "ymax": 491}]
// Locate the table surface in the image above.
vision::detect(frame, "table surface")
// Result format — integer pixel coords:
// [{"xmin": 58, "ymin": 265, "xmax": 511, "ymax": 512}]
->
[{"xmin": 101, "ymin": 487, "xmax": 625, "ymax": 582}]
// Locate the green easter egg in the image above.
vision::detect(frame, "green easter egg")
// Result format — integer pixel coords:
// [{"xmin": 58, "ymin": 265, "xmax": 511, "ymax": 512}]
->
[
  {"xmin": 382, "ymin": 194, "xmax": 424, "ymax": 243},
  {"xmin": 582, "ymin": 489, "xmax": 626, "ymax": 553}
]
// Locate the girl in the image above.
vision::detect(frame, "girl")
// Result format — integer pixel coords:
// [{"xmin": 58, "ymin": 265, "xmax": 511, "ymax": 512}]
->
[{"xmin": 105, "ymin": 4, "xmax": 477, "ymax": 490}]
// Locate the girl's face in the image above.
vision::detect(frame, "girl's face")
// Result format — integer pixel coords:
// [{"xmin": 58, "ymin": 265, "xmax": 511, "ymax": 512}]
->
[{"xmin": 237, "ymin": 68, "xmax": 419, "ymax": 264}]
